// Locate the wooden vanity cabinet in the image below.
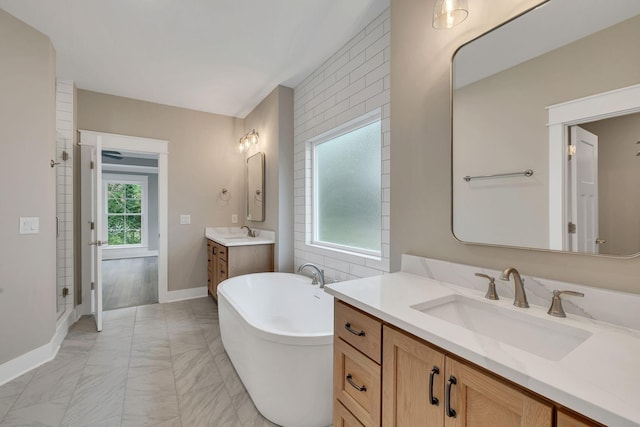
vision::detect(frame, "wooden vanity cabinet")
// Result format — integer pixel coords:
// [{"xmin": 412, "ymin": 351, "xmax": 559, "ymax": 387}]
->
[
  {"xmin": 334, "ymin": 301, "xmax": 383, "ymax": 427},
  {"xmin": 382, "ymin": 325, "xmax": 552, "ymax": 427},
  {"xmin": 335, "ymin": 301, "xmax": 601, "ymax": 427},
  {"xmin": 206, "ymin": 239, "xmax": 274, "ymax": 300},
  {"xmin": 556, "ymin": 409, "xmax": 605, "ymax": 427}
]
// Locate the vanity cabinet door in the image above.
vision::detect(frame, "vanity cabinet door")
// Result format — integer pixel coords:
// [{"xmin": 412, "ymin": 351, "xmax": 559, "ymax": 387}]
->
[
  {"xmin": 556, "ymin": 409, "xmax": 604, "ymax": 427},
  {"xmin": 382, "ymin": 325, "xmax": 445, "ymax": 427},
  {"xmin": 444, "ymin": 358, "xmax": 553, "ymax": 427}
]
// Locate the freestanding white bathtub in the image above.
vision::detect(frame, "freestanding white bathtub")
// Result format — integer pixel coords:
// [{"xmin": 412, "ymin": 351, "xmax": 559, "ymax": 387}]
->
[{"xmin": 218, "ymin": 272, "xmax": 334, "ymax": 427}]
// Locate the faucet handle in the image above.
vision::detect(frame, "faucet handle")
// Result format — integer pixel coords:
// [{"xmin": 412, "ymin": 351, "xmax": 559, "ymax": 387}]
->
[
  {"xmin": 547, "ymin": 290, "xmax": 584, "ymax": 318},
  {"xmin": 475, "ymin": 273, "xmax": 499, "ymax": 300}
]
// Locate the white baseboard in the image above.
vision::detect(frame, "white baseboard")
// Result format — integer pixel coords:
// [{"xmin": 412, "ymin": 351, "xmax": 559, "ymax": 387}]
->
[
  {"xmin": 0, "ymin": 307, "xmax": 78, "ymax": 387},
  {"xmin": 165, "ymin": 286, "xmax": 208, "ymax": 303}
]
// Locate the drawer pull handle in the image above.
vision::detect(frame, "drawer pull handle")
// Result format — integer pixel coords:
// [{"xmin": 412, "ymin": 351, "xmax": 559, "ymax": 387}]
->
[
  {"xmin": 344, "ymin": 323, "xmax": 365, "ymax": 337},
  {"xmin": 346, "ymin": 374, "xmax": 366, "ymax": 392},
  {"xmin": 445, "ymin": 375, "xmax": 457, "ymax": 418},
  {"xmin": 429, "ymin": 366, "xmax": 440, "ymax": 406}
]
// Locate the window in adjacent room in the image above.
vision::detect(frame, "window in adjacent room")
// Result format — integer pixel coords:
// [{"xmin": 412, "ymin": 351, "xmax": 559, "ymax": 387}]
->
[
  {"xmin": 311, "ymin": 111, "xmax": 381, "ymax": 257},
  {"xmin": 103, "ymin": 175, "xmax": 148, "ymax": 248}
]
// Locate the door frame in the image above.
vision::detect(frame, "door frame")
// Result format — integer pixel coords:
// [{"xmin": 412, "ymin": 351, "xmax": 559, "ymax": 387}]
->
[
  {"xmin": 79, "ymin": 130, "xmax": 169, "ymax": 317},
  {"xmin": 547, "ymin": 83, "xmax": 640, "ymax": 251}
]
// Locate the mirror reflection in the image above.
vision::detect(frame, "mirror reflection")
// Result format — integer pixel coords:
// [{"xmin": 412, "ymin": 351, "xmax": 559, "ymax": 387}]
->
[
  {"xmin": 452, "ymin": 0, "xmax": 640, "ymax": 256},
  {"xmin": 247, "ymin": 152, "xmax": 265, "ymax": 222}
]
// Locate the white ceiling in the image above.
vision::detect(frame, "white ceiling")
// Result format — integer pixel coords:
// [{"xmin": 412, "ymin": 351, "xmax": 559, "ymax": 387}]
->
[{"xmin": 0, "ymin": 0, "xmax": 389, "ymax": 118}]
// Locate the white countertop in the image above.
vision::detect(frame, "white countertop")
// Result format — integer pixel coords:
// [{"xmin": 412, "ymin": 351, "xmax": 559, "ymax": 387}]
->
[
  {"xmin": 324, "ymin": 272, "xmax": 640, "ymax": 427},
  {"xmin": 205, "ymin": 227, "xmax": 275, "ymax": 247}
]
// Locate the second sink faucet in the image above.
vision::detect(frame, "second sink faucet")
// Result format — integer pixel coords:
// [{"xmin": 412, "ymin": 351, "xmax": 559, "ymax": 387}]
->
[
  {"xmin": 500, "ymin": 267, "xmax": 529, "ymax": 308},
  {"xmin": 241, "ymin": 225, "xmax": 256, "ymax": 237}
]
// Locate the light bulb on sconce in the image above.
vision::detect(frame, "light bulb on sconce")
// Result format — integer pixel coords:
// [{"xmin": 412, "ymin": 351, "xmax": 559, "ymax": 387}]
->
[
  {"xmin": 237, "ymin": 129, "xmax": 260, "ymax": 153},
  {"xmin": 433, "ymin": 0, "xmax": 469, "ymax": 29}
]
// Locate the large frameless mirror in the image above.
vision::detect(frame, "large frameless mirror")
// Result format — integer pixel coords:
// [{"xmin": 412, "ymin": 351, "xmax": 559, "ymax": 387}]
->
[
  {"xmin": 452, "ymin": 0, "xmax": 640, "ymax": 257},
  {"xmin": 247, "ymin": 152, "xmax": 265, "ymax": 222}
]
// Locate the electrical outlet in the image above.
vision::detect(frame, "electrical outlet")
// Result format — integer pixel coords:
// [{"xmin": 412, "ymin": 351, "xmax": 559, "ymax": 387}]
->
[
  {"xmin": 179, "ymin": 214, "xmax": 191, "ymax": 225},
  {"xmin": 231, "ymin": 214, "xmax": 238, "ymax": 224}
]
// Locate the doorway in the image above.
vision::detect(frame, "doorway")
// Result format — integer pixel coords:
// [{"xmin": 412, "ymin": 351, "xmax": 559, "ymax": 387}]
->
[
  {"xmin": 102, "ymin": 153, "xmax": 159, "ymax": 310},
  {"xmin": 79, "ymin": 130, "xmax": 168, "ymax": 331}
]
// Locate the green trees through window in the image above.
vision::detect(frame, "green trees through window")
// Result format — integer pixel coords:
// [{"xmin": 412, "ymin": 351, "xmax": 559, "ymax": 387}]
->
[{"xmin": 107, "ymin": 183, "xmax": 142, "ymax": 246}]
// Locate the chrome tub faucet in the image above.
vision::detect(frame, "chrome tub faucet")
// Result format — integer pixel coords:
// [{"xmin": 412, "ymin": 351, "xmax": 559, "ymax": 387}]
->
[{"xmin": 297, "ymin": 263, "xmax": 325, "ymax": 289}]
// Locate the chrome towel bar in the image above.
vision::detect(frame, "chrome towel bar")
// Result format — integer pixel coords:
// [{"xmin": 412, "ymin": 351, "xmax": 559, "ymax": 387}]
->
[{"xmin": 463, "ymin": 169, "xmax": 533, "ymax": 182}]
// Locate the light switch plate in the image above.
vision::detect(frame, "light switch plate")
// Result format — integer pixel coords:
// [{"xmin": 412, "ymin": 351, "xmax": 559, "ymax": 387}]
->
[
  {"xmin": 179, "ymin": 214, "xmax": 191, "ymax": 225},
  {"xmin": 231, "ymin": 214, "xmax": 238, "ymax": 224},
  {"xmin": 20, "ymin": 217, "xmax": 39, "ymax": 234}
]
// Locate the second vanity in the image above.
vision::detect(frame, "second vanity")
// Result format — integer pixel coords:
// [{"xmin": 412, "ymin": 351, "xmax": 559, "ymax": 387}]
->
[
  {"xmin": 205, "ymin": 227, "xmax": 275, "ymax": 299},
  {"xmin": 324, "ymin": 255, "xmax": 640, "ymax": 427}
]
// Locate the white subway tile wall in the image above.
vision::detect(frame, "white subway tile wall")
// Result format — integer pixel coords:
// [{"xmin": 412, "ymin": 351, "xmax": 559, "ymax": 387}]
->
[
  {"xmin": 56, "ymin": 79, "xmax": 74, "ymax": 317},
  {"xmin": 293, "ymin": 8, "xmax": 391, "ymax": 281}
]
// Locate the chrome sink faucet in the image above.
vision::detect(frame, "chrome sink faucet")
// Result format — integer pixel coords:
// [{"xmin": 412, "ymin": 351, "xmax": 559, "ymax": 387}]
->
[
  {"xmin": 297, "ymin": 263, "xmax": 325, "ymax": 289},
  {"xmin": 500, "ymin": 267, "xmax": 529, "ymax": 308},
  {"xmin": 241, "ymin": 225, "xmax": 256, "ymax": 237}
]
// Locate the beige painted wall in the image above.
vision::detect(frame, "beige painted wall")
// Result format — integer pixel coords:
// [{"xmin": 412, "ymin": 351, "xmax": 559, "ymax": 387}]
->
[
  {"xmin": 390, "ymin": 0, "xmax": 640, "ymax": 294},
  {"xmin": 243, "ymin": 85, "xmax": 294, "ymax": 272},
  {"xmin": 581, "ymin": 113, "xmax": 640, "ymax": 256},
  {"xmin": 0, "ymin": 10, "xmax": 57, "ymax": 364},
  {"xmin": 77, "ymin": 90, "xmax": 244, "ymax": 291},
  {"xmin": 453, "ymin": 15, "xmax": 640, "ymax": 250}
]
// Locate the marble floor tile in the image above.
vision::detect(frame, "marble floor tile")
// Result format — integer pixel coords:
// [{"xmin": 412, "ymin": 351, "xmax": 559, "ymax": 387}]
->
[
  {"xmin": 103, "ymin": 306, "xmax": 137, "ymax": 321},
  {"xmin": 121, "ymin": 386, "xmax": 179, "ymax": 426},
  {"xmin": 178, "ymin": 381, "xmax": 240, "ymax": 427},
  {"xmin": 0, "ymin": 395, "xmax": 70, "ymax": 427},
  {"xmin": 0, "ymin": 297, "xmax": 283, "ymax": 427},
  {"xmin": 60, "ymin": 365, "xmax": 128, "ymax": 427},
  {"xmin": 232, "ymin": 390, "xmax": 278, "ymax": 427},
  {"xmin": 12, "ymin": 351, "xmax": 87, "ymax": 410},
  {"xmin": 172, "ymin": 348, "xmax": 223, "ymax": 396},
  {"xmin": 129, "ymin": 340, "xmax": 172, "ymax": 372},
  {"xmin": 168, "ymin": 330, "xmax": 208, "ymax": 356},
  {"xmin": 214, "ymin": 351, "xmax": 246, "ymax": 398},
  {"xmin": 0, "ymin": 371, "xmax": 34, "ymax": 400}
]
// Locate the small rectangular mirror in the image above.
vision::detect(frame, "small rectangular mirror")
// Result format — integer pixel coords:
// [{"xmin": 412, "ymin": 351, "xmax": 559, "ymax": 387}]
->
[{"xmin": 247, "ymin": 152, "xmax": 265, "ymax": 222}]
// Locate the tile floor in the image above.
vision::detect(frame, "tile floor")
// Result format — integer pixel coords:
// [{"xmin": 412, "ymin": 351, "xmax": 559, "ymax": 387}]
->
[{"xmin": 0, "ymin": 297, "xmax": 278, "ymax": 427}]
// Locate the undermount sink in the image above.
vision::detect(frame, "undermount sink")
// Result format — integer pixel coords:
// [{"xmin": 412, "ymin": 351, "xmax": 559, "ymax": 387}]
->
[{"xmin": 412, "ymin": 295, "xmax": 592, "ymax": 361}]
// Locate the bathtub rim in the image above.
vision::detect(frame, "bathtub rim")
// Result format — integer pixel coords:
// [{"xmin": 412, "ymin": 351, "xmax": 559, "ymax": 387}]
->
[{"xmin": 218, "ymin": 272, "xmax": 334, "ymax": 346}]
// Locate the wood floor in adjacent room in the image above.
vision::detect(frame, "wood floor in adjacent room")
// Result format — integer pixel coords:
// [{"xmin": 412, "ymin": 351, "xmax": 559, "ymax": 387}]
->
[
  {"xmin": 103, "ymin": 256, "xmax": 158, "ymax": 311},
  {"xmin": 0, "ymin": 298, "xmax": 277, "ymax": 427}
]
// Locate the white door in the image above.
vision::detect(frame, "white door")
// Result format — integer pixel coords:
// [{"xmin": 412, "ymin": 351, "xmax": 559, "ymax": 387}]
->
[
  {"xmin": 569, "ymin": 126, "xmax": 599, "ymax": 254},
  {"xmin": 89, "ymin": 141, "xmax": 104, "ymax": 331}
]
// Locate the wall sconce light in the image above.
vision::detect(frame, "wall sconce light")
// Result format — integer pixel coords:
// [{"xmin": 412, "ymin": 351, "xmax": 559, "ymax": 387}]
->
[
  {"xmin": 237, "ymin": 129, "xmax": 260, "ymax": 153},
  {"xmin": 433, "ymin": 0, "xmax": 469, "ymax": 29}
]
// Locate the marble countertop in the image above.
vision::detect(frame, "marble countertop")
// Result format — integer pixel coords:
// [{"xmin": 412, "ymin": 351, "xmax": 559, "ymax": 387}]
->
[
  {"xmin": 324, "ymin": 272, "xmax": 640, "ymax": 427},
  {"xmin": 204, "ymin": 227, "xmax": 275, "ymax": 247}
]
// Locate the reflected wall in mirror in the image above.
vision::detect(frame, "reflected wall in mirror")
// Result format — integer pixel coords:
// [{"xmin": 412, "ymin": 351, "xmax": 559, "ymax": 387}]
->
[
  {"xmin": 452, "ymin": 0, "xmax": 640, "ymax": 257},
  {"xmin": 247, "ymin": 152, "xmax": 265, "ymax": 222}
]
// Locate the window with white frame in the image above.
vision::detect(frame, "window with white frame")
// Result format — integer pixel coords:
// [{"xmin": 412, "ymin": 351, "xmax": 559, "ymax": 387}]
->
[
  {"xmin": 103, "ymin": 174, "xmax": 148, "ymax": 248},
  {"xmin": 311, "ymin": 111, "xmax": 382, "ymax": 257}
]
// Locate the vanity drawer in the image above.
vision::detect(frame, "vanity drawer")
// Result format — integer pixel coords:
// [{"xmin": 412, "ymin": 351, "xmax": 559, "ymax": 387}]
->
[
  {"xmin": 334, "ymin": 400, "xmax": 365, "ymax": 427},
  {"xmin": 218, "ymin": 260, "xmax": 228, "ymax": 282},
  {"xmin": 335, "ymin": 301, "xmax": 382, "ymax": 363},
  {"xmin": 334, "ymin": 337, "xmax": 381, "ymax": 427},
  {"xmin": 213, "ymin": 242, "xmax": 228, "ymax": 261}
]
